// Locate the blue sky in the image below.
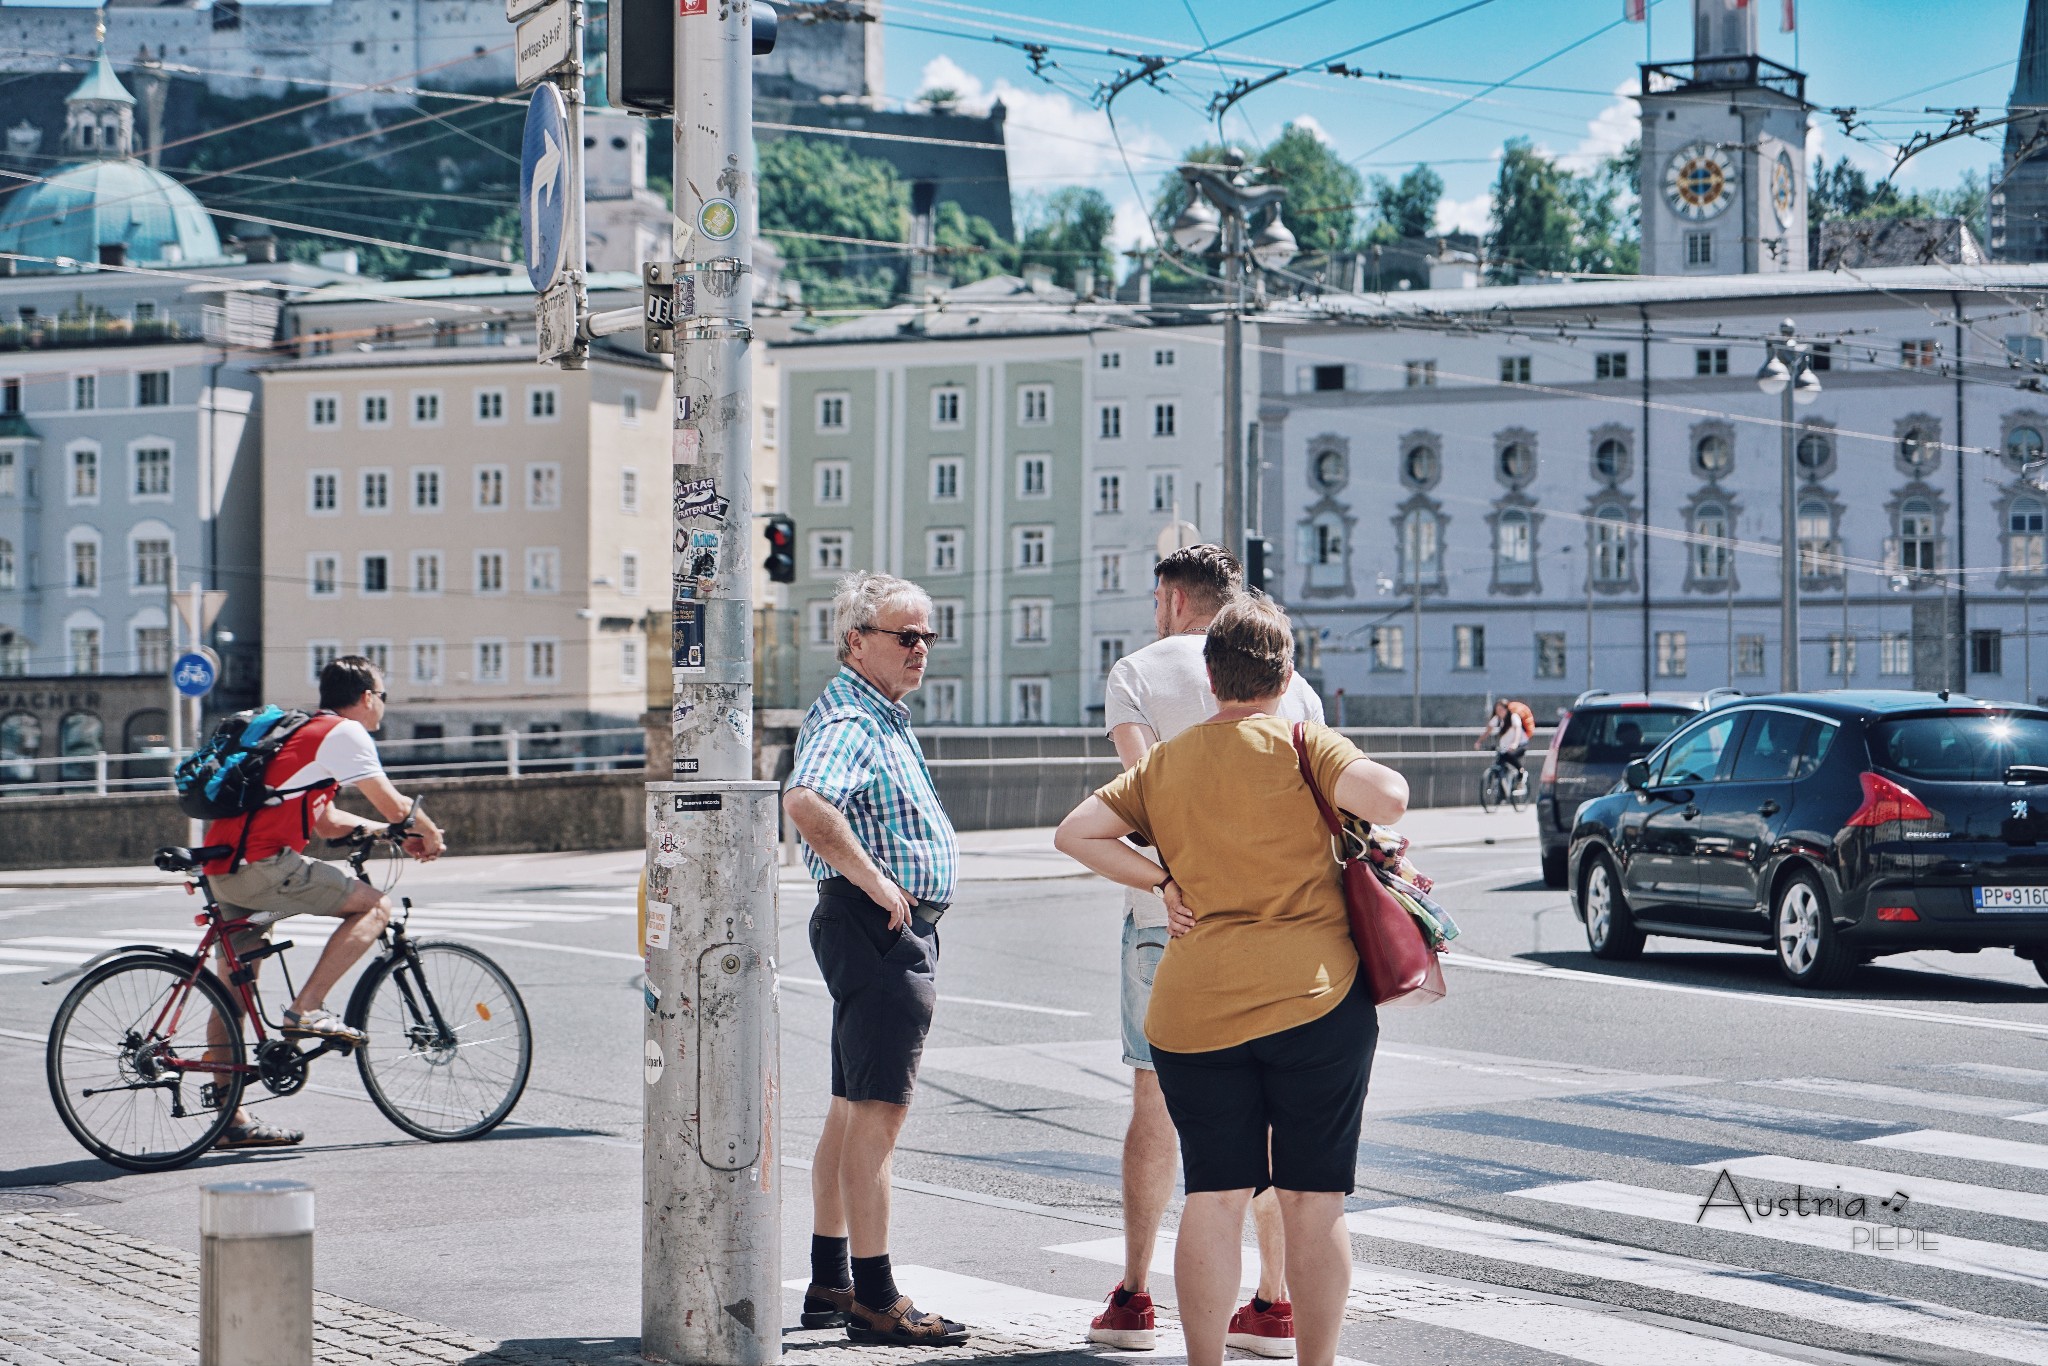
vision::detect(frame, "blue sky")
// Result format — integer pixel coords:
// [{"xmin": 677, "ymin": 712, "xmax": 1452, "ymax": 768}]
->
[{"xmin": 876, "ymin": 0, "xmax": 2033, "ymax": 248}]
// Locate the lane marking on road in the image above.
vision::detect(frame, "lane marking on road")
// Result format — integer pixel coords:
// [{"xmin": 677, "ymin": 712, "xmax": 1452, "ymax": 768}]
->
[
  {"xmin": 1513, "ymin": 1179, "xmax": 2048, "ymax": 1288},
  {"xmin": 1441, "ymin": 953, "xmax": 2048, "ymax": 1037},
  {"xmin": 1430, "ymin": 866, "xmax": 1543, "ymax": 889},
  {"xmin": 0, "ymin": 947, "xmax": 111, "ymax": 965},
  {"xmin": 780, "ymin": 1154, "xmax": 1123, "ymax": 1229},
  {"xmin": 1704, "ymin": 1153, "xmax": 2048, "ymax": 1225},
  {"xmin": 1562, "ymin": 1090, "xmax": 1907, "ymax": 1142},
  {"xmin": 1861, "ymin": 1128, "xmax": 2048, "ymax": 1171},
  {"xmin": 917, "ymin": 1039, "xmax": 1130, "ymax": 1100},
  {"xmin": 1392, "ymin": 1109, "xmax": 1748, "ymax": 1166},
  {"xmin": 1346, "ymin": 1205, "xmax": 2048, "ymax": 1362},
  {"xmin": 429, "ymin": 933, "xmax": 642, "ymax": 963},
  {"xmin": 1746, "ymin": 1076, "xmax": 2048, "ymax": 1121},
  {"xmin": 1054, "ymin": 1235, "xmax": 1817, "ymax": 1366},
  {"xmin": 781, "ymin": 974, "xmax": 1090, "ymax": 1017},
  {"xmin": 1915, "ymin": 1062, "xmax": 2048, "ymax": 1090},
  {"xmin": 412, "ymin": 902, "xmax": 627, "ymax": 917}
]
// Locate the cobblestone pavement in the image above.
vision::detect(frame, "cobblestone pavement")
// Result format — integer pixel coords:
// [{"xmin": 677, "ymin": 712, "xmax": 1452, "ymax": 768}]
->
[{"xmin": 0, "ymin": 1212, "xmax": 1130, "ymax": 1366}]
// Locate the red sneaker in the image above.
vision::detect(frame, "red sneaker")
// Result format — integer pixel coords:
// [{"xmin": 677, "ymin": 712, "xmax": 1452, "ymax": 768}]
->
[
  {"xmin": 1225, "ymin": 1298, "xmax": 1295, "ymax": 1358},
  {"xmin": 1087, "ymin": 1283, "xmax": 1156, "ymax": 1350}
]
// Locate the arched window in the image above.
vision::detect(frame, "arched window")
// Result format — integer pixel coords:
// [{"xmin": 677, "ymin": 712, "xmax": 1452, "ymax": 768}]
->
[
  {"xmin": 1798, "ymin": 499, "xmax": 1836, "ymax": 576},
  {"xmin": 0, "ymin": 711, "xmax": 40, "ymax": 784},
  {"xmin": 122, "ymin": 710, "xmax": 171, "ymax": 782},
  {"xmin": 1401, "ymin": 508, "xmax": 1441, "ymax": 586},
  {"xmin": 1402, "ymin": 444, "xmax": 1437, "ymax": 488},
  {"xmin": 1694, "ymin": 433, "xmax": 1733, "ymax": 477},
  {"xmin": 1898, "ymin": 498, "xmax": 1937, "ymax": 572},
  {"xmin": 1497, "ymin": 442, "xmax": 1535, "ymax": 485},
  {"xmin": 1592, "ymin": 504, "xmax": 1631, "ymax": 584},
  {"xmin": 1593, "ymin": 438, "xmax": 1628, "ymax": 482},
  {"xmin": 2010, "ymin": 426, "xmax": 2045, "ymax": 468},
  {"xmin": 1691, "ymin": 502, "xmax": 1730, "ymax": 581},
  {"xmin": 0, "ymin": 536, "xmax": 13, "ymax": 591},
  {"xmin": 1900, "ymin": 426, "xmax": 1938, "ymax": 473},
  {"xmin": 2012, "ymin": 497, "xmax": 2047, "ymax": 574},
  {"xmin": 1496, "ymin": 508, "xmax": 1532, "ymax": 585},
  {"xmin": 59, "ymin": 710, "xmax": 103, "ymax": 783},
  {"xmin": 1796, "ymin": 432, "xmax": 1832, "ymax": 474}
]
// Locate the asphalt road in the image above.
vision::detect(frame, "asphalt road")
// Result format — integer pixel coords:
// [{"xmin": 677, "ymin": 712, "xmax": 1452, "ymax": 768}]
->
[{"xmin": 4, "ymin": 810, "xmax": 2048, "ymax": 1366}]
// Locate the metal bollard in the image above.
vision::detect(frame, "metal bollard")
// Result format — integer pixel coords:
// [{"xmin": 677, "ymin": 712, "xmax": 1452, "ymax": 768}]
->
[{"xmin": 200, "ymin": 1179, "xmax": 314, "ymax": 1366}]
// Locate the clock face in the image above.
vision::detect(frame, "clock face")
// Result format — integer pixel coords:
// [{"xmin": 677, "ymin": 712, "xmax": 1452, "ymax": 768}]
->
[
  {"xmin": 1664, "ymin": 142, "xmax": 1736, "ymax": 221},
  {"xmin": 1771, "ymin": 150, "xmax": 1797, "ymax": 225}
]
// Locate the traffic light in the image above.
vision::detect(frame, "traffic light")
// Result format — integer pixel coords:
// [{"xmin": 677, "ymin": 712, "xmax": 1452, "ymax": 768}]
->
[
  {"xmin": 1246, "ymin": 536, "xmax": 1275, "ymax": 592},
  {"xmin": 609, "ymin": 0, "xmax": 778, "ymax": 114},
  {"xmin": 763, "ymin": 514, "xmax": 796, "ymax": 584}
]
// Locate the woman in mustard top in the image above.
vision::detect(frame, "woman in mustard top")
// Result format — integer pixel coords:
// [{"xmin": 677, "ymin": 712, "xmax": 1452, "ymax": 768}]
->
[{"xmin": 1055, "ymin": 595, "xmax": 1409, "ymax": 1366}]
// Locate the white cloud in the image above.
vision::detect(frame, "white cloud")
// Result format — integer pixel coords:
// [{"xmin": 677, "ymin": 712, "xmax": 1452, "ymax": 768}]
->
[
  {"xmin": 1435, "ymin": 189, "xmax": 1493, "ymax": 236},
  {"xmin": 1560, "ymin": 81, "xmax": 1639, "ymax": 170},
  {"xmin": 1286, "ymin": 114, "xmax": 1335, "ymax": 146},
  {"xmin": 915, "ymin": 55, "xmax": 1175, "ymax": 258}
]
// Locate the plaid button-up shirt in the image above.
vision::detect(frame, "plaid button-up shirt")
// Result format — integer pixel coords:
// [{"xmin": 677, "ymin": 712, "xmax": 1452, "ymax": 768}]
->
[{"xmin": 788, "ymin": 666, "xmax": 959, "ymax": 904}]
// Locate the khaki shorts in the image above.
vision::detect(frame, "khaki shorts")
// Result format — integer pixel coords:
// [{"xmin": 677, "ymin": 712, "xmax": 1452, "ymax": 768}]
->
[{"xmin": 210, "ymin": 849, "xmax": 359, "ymax": 956}]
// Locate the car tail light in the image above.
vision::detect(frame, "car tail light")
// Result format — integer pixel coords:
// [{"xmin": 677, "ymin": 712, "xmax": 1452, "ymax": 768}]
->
[
  {"xmin": 1539, "ymin": 710, "xmax": 1568, "ymax": 790},
  {"xmin": 1845, "ymin": 772, "xmax": 1934, "ymax": 827},
  {"xmin": 1875, "ymin": 905, "xmax": 1920, "ymax": 922}
]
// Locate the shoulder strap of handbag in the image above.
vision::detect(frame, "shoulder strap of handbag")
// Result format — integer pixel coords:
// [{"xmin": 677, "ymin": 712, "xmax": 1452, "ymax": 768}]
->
[{"xmin": 1291, "ymin": 721, "xmax": 1346, "ymax": 841}]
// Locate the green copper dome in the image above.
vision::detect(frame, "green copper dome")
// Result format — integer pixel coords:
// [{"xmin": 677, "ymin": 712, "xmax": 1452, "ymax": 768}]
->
[{"xmin": 0, "ymin": 158, "xmax": 225, "ymax": 270}]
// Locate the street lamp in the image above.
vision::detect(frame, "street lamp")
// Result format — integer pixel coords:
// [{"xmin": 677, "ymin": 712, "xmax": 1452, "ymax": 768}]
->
[
  {"xmin": 1177, "ymin": 150, "xmax": 1290, "ymax": 563},
  {"xmin": 1757, "ymin": 319, "xmax": 1821, "ymax": 692}
]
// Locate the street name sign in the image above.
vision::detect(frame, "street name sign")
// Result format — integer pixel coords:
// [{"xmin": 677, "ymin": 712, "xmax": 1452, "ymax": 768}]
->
[
  {"xmin": 519, "ymin": 84, "xmax": 570, "ymax": 294},
  {"xmin": 505, "ymin": 0, "xmax": 545, "ymax": 19},
  {"xmin": 514, "ymin": 0, "xmax": 573, "ymax": 89},
  {"xmin": 173, "ymin": 650, "xmax": 218, "ymax": 698},
  {"xmin": 536, "ymin": 281, "xmax": 577, "ymax": 362}
]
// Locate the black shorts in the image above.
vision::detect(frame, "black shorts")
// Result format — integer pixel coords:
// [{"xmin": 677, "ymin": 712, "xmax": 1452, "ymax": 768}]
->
[
  {"xmin": 1149, "ymin": 974, "xmax": 1377, "ymax": 1194},
  {"xmin": 808, "ymin": 884, "xmax": 939, "ymax": 1105}
]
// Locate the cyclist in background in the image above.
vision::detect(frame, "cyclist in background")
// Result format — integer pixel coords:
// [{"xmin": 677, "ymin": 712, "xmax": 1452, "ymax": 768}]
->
[
  {"xmin": 1476, "ymin": 698, "xmax": 1532, "ymax": 779},
  {"xmin": 201, "ymin": 655, "xmax": 447, "ymax": 1148}
]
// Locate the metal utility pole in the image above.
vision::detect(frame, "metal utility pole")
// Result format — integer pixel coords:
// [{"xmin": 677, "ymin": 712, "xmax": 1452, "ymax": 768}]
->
[
  {"xmin": 1757, "ymin": 320, "xmax": 1821, "ymax": 692},
  {"xmin": 639, "ymin": 2, "xmax": 779, "ymax": 1363},
  {"xmin": 1410, "ymin": 529, "xmax": 1422, "ymax": 727},
  {"xmin": 1170, "ymin": 152, "xmax": 1296, "ymax": 564}
]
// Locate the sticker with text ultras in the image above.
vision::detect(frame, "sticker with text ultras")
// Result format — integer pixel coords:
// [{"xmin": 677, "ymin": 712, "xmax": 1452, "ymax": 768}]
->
[
  {"xmin": 672, "ymin": 602, "xmax": 705, "ymax": 673},
  {"xmin": 673, "ymin": 792, "xmax": 723, "ymax": 812},
  {"xmin": 675, "ymin": 476, "xmax": 729, "ymax": 524}
]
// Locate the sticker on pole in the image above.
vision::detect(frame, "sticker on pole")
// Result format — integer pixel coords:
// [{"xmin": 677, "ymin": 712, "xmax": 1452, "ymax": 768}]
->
[
  {"xmin": 172, "ymin": 650, "xmax": 218, "ymax": 698},
  {"xmin": 679, "ymin": 0, "xmax": 707, "ymax": 14},
  {"xmin": 644, "ymin": 1039, "xmax": 665, "ymax": 1085},
  {"xmin": 673, "ymin": 793, "xmax": 723, "ymax": 812},
  {"xmin": 645, "ymin": 900, "xmax": 672, "ymax": 948},
  {"xmin": 535, "ymin": 281, "xmax": 576, "ymax": 362},
  {"xmin": 519, "ymin": 84, "xmax": 571, "ymax": 294},
  {"xmin": 697, "ymin": 198, "xmax": 738, "ymax": 241}
]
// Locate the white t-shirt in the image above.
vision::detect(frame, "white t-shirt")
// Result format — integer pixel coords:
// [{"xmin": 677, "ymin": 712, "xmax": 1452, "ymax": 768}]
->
[
  {"xmin": 272, "ymin": 717, "xmax": 385, "ymax": 794},
  {"xmin": 1103, "ymin": 633, "xmax": 1326, "ymax": 928}
]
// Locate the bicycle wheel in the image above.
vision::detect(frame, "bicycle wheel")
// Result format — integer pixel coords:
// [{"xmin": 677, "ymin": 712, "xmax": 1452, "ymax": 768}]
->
[
  {"xmin": 1478, "ymin": 767, "xmax": 1500, "ymax": 812},
  {"xmin": 354, "ymin": 941, "xmax": 531, "ymax": 1141},
  {"xmin": 46, "ymin": 955, "xmax": 244, "ymax": 1172}
]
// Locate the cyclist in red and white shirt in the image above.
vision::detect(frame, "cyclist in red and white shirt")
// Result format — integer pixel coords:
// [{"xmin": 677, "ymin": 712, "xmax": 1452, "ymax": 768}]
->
[{"xmin": 202, "ymin": 654, "xmax": 446, "ymax": 1148}]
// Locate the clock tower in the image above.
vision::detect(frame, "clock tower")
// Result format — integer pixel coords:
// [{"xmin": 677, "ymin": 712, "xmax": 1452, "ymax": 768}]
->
[{"xmin": 1638, "ymin": 0, "xmax": 1810, "ymax": 276}]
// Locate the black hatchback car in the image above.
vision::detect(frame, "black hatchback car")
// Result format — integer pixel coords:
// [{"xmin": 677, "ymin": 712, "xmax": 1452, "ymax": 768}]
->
[{"xmin": 1565, "ymin": 691, "xmax": 2048, "ymax": 988}]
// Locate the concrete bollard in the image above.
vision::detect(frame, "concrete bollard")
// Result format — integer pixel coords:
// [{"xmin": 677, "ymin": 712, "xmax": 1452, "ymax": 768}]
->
[{"xmin": 200, "ymin": 1179, "xmax": 315, "ymax": 1366}]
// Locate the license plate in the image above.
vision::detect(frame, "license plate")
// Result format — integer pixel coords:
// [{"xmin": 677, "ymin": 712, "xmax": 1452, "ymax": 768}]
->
[{"xmin": 1973, "ymin": 885, "xmax": 2048, "ymax": 911}]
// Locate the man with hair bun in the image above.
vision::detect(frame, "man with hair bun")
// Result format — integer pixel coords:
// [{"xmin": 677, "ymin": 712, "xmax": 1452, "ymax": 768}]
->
[
  {"xmin": 1085, "ymin": 545, "xmax": 1324, "ymax": 1358},
  {"xmin": 783, "ymin": 570, "xmax": 970, "ymax": 1347}
]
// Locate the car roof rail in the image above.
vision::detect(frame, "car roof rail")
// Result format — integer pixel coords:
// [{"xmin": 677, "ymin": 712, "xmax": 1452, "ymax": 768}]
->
[
  {"xmin": 1701, "ymin": 687, "xmax": 1744, "ymax": 707},
  {"xmin": 1572, "ymin": 688, "xmax": 1612, "ymax": 706}
]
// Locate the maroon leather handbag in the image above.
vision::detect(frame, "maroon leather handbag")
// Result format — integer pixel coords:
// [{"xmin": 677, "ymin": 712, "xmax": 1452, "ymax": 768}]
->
[{"xmin": 1292, "ymin": 723, "xmax": 1436, "ymax": 1006}]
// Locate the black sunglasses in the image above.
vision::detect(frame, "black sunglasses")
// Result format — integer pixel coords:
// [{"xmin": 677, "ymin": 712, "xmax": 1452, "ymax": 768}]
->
[{"xmin": 858, "ymin": 626, "xmax": 940, "ymax": 649}]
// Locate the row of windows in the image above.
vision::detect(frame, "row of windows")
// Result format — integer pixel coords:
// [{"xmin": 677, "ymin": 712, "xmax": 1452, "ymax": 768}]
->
[
  {"xmin": 803, "ymin": 597, "xmax": 1057, "ymax": 650},
  {"xmin": 881, "ymin": 677, "xmax": 1052, "ymax": 726},
  {"xmin": 813, "ymin": 383, "xmax": 1058, "ymax": 435},
  {"xmin": 807, "ymin": 528, "xmax": 1053, "ymax": 580},
  {"xmin": 304, "ymin": 547, "xmax": 639, "ymax": 598},
  {"xmin": 307, "ymin": 385, "xmax": 560, "ymax": 431},
  {"xmin": 0, "ymin": 369, "xmax": 175, "ymax": 413},
  {"xmin": 302, "ymin": 637, "xmax": 633, "ymax": 686},
  {"xmin": 305, "ymin": 464, "xmax": 632, "ymax": 515},
  {"xmin": 0, "ymin": 527, "xmax": 177, "ymax": 596},
  {"xmin": 1391, "ymin": 344, "xmax": 1859, "ymax": 389},
  {"xmin": 813, "ymin": 457, "xmax": 1179, "ymax": 514},
  {"xmin": 1098, "ymin": 347, "xmax": 1177, "ymax": 371},
  {"xmin": 0, "ymin": 620, "xmax": 172, "ymax": 677},
  {"xmin": 1348, "ymin": 625, "xmax": 1923, "ymax": 681},
  {"xmin": 0, "ymin": 443, "xmax": 177, "ymax": 505}
]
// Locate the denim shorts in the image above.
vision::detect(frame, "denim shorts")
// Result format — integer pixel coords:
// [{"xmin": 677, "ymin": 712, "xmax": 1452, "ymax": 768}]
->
[{"xmin": 1120, "ymin": 917, "xmax": 1171, "ymax": 1070}]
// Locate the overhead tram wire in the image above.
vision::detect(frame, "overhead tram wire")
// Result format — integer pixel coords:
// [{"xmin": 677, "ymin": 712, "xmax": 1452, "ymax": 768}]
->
[{"xmin": 1204, "ymin": 0, "xmax": 1503, "ymax": 127}]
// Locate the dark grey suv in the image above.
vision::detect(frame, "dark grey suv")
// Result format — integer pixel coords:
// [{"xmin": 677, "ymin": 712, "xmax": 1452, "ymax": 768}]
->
[{"xmin": 1537, "ymin": 690, "xmax": 1738, "ymax": 886}]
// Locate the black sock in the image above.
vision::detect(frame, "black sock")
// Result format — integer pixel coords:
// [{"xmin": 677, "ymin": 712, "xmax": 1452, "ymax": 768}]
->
[
  {"xmin": 852, "ymin": 1253, "xmax": 899, "ymax": 1311},
  {"xmin": 810, "ymin": 1234, "xmax": 850, "ymax": 1290},
  {"xmin": 1112, "ymin": 1285, "xmax": 1136, "ymax": 1306},
  {"xmin": 1252, "ymin": 1296, "xmax": 1273, "ymax": 1314}
]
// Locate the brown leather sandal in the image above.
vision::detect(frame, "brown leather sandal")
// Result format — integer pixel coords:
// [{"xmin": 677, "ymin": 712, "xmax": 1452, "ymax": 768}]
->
[
  {"xmin": 845, "ymin": 1295, "xmax": 969, "ymax": 1346},
  {"xmin": 801, "ymin": 1283, "xmax": 854, "ymax": 1329}
]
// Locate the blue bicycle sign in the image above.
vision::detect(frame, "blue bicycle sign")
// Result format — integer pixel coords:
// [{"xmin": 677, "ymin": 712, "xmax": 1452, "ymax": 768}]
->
[{"xmin": 173, "ymin": 651, "xmax": 218, "ymax": 698}]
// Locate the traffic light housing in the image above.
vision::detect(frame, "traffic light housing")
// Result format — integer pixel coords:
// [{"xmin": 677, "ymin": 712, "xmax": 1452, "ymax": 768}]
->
[
  {"xmin": 1246, "ymin": 536, "xmax": 1275, "ymax": 592},
  {"xmin": 763, "ymin": 514, "xmax": 796, "ymax": 584},
  {"xmin": 609, "ymin": 0, "xmax": 778, "ymax": 114}
]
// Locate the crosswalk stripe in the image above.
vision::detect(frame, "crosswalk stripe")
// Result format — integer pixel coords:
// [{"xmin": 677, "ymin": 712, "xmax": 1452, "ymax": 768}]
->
[
  {"xmin": 1346, "ymin": 1206, "xmax": 2048, "ymax": 1362},
  {"xmin": 1915, "ymin": 1062, "xmax": 2048, "ymax": 1090},
  {"xmin": 1513, "ymin": 1179, "xmax": 2048, "ymax": 1288},
  {"xmin": 0, "ymin": 964, "xmax": 38, "ymax": 975},
  {"xmin": 1705, "ymin": 1154, "xmax": 2048, "ymax": 1224},
  {"xmin": 402, "ymin": 909, "xmax": 604, "ymax": 925},
  {"xmin": 1748, "ymin": 1076, "xmax": 2048, "ymax": 1119},
  {"xmin": 1051, "ymin": 1236, "xmax": 1808, "ymax": 1364},
  {"xmin": 1862, "ymin": 1128, "xmax": 2048, "ymax": 1171},
  {"xmin": 0, "ymin": 947, "xmax": 112, "ymax": 964},
  {"xmin": 423, "ymin": 902, "xmax": 631, "ymax": 915},
  {"xmin": 7, "ymin": 936, "xmax": 175, "ymax": 952},
  {"xmin": 1564, "ymin": 1088, "xmax": 1905, "ymax": 1141}
]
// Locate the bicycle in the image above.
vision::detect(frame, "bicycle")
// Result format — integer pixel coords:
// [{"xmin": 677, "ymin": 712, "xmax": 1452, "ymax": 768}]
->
[
  {"xmin": 43, "ymin": 823, "xmax": 532, "ymax": 1172},
  {"xmin": 1478, "ymin": 754, "xmax": 1530, "ymax": 813}
]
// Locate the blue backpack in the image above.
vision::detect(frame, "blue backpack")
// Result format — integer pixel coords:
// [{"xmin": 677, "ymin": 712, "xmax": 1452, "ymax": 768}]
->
[{"xmin": 174, "ymin": 706, "xmax": 318, "ymax": 820}]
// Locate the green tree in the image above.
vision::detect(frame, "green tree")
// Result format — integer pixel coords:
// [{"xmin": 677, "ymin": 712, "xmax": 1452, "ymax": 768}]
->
[
  {"xmin": 1368, "ymin": 164, "xmax": 1443, "ymax": 241},
  {"xmin": 1488, "ymin": 138, "xmax": 1576, "ymax": 280},
  {"xmin": 1564, "ymin": 144, "xmax": 1640, "ymax": 275},
  {"xmin": 1017, "ymin": 187, "xmax": 1115, "ymax": 289},
  {"xmin": 758, "ymin": 134, "xmax": 908, "ymax": 308},
  {"xmin": 1258, "ymin": 123, "xmax": 1365, "ymax": 258},
  {"xmin": 932, "ymin": 200, "xmax": 1016, "ymax": 285}
]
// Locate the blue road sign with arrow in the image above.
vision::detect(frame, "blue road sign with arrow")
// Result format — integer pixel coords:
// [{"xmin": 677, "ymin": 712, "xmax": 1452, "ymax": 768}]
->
[
  {"xmin": 520, "ymin": 83, "xmax": 570, "ymax": 294},
  {"xmin": 173, "ymin": 651, "xmax": 218, "ymax": 698}
]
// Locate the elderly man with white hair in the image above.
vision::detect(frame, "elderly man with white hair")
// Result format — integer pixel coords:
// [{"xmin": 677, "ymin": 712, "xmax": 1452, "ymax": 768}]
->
[{"xmin": 783, "ymin": 570, "xmax": 969, "ymax": 1348}]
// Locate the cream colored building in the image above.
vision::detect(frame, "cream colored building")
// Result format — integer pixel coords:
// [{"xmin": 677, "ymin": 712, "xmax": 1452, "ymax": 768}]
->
[{"xmin": 256, "ymin": 343, "xmax": 672, "ymax": 746}]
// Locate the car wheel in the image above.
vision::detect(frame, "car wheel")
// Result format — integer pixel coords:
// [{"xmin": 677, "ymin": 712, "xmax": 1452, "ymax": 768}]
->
[
  {"xmin": 1773, "ymin": 871, "xmax": 1854, "ymax": 989},
  {"xmin": 1581, "ymin": 855, "xmax": 1644, "ymax": 960},
  {"xmin": 1541, "ymin": 847, "xmax": 1568, "ymax": 889}
]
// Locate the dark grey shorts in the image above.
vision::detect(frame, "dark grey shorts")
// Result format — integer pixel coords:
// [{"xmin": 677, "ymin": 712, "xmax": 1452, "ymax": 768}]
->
[{"xmin": 808, "ymin": 884, "xmax": 939, "ymax": 1105}]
